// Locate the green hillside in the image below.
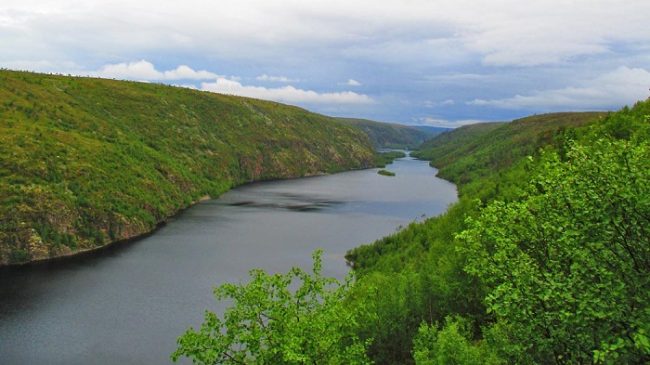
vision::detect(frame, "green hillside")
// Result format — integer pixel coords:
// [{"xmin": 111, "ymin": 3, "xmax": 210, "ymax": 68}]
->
[
  {"xmin": 411, "ymin": 125, "xmax": 452, "ymax": 136},
  {"xmin": 343, "ymin": 103, "xmax": 650, "ymax": 364},
  {"xmin": 336, "ymin": 117, "xmax": 439, "ymax": 149},
  {"xmin": 0, "ymin": 70, "xmax": 376, "ymax": 265},
  {"xmin": 413, "ymin": 122, "xmax": 505, "ymax": 161},
  {"xmin": 412, "ymin": 112, "xmax": 605, "ymax": 188}
]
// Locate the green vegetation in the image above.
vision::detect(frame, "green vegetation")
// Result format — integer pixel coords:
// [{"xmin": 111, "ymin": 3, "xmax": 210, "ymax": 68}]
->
[
  {"xmin": 0, "ymin": 70, "xmax": 376, "ymax": 265},
  {"xmin": 412, "ymin": 112, "xmax": 605, "ymax": 189},
  {"xmin": 177, "ymin": 102, "xmax": 649, "ymax": 364},
  {"xmin": 460, "ymin": 138, "xmax": 649, "ymax": 364},
  {"xmin": 374, "ymin": 150, "xmax": 406, "ymax": 168},
  {"xmin": 377, "ymin": 169, "xmax": 395, "ymax": 177},
  {"xmin": 172, "ymin": 250, "xmax": 371, "ymax": 364},
  {"xmin": 412, "ymin": 316, "xmax": 499, "ymax": 365},
  {"xmin": 411, "ymin": 122, "xmax": 505, "ymax": 164},
  {"xmin": 345, "ymin": 104, "xmax": 649, "ymax": 364},
  {"xmin": 337, "ymin": 118, "xmax": 441, "ymax": 149}
]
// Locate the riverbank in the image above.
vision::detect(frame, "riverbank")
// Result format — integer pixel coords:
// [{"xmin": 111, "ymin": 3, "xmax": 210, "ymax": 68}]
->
[
  {"xmin": 0, "ymin": 156, "xmax": 458, "ymax": 364},
  {"xmin": 1, "ymin": 166, "xmax": 377, "ymax": 268}
]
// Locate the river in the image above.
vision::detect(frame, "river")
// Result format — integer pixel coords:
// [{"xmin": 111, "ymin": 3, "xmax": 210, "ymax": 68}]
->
[{"xmin": 0, "ymin": 155, "xmax": 456, "ymax": 364}]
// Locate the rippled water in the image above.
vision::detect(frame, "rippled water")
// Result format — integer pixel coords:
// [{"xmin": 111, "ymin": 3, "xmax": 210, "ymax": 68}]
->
[{"xmin": 0, "ymin": 156, "xmax": 457, "ymax": 364}]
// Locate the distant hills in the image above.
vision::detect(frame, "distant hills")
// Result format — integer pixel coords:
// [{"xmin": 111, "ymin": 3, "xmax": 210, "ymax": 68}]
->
[
  {"xmin": 336, "ymin": 117, "xmax": 449, "ymax": 149},
  {"xmin": 413, "ymin": 112, "xmax": 606, "ymax": 185},
  {"xmin": 411, "ymin": 125, "xmax": 452, "ymax": 135},
  {"xmin": 0, "ymin": 70, "xmax": 376, "ymax": 264}
]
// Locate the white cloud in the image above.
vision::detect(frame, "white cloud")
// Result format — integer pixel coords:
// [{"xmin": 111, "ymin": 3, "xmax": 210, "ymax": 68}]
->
[
  {"xmin": 88, "ymin": 60, "xmax": 373, "ymax": 105},
  {"xmin": 424, "ymin": 99, "xmax": 455, "ymax": 108},
  {"xmin": 163, "ymin": 65, "xmax": 219, "ymax": 80},
  {"xmin": 457, "ymin": 2, "xmax": 650, "ymax": 67},
  {"xmin": 255, "ymin": 74, "xmax": 299, "ymax": 83},
  {"xmin": 415, "ymin": 117, "xmax": 488, "ymax": 128},
  {"xmin": 426, "ymin": 73, "xmax": 493, "ymax": 83},
  {"xmin": 96, "ymin": 60, "xmax": 218, "ymax": 80},
  {"xmin": 97, "ymin": 60, "xmax": 161, "ymax": 80},
  {"xmin": 200, "ymin": 77, "xmax": 374, "ymax": 105},
  {"xmin": 0, "ymin": 59, "xmax": 81, "ymax": 73},
  {"xmin": 3, "ymin": 1, "xmax": 649, "ymax": 68},
  {"xmin": 468, "ymin": 67, "xmax": 650, "ymax": 110},
  {"xmin": 346, "ymin": 79, "xmax": 361, "ymax": 86}
]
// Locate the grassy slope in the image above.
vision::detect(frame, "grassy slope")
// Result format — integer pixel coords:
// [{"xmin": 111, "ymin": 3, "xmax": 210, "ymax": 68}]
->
[
  {"xmin": 412, "ymin": 122, "xmax": 505, "ymax": 162},
  {"xmin": 336, "ymin": 117, "xmax": 437, "ymax": 149},
  {"xmin": 0, "ymin": 70, "xmax": 376, "ymax": 265},
  {"xmin": 412, "ymin": 112, "xmax": 605, "ymax": 188}
]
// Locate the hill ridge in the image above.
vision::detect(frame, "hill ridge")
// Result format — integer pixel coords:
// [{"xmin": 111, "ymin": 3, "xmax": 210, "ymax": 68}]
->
[{"xmin": 0, "ymin": 70, "xmax": 376, "ymax": 265}]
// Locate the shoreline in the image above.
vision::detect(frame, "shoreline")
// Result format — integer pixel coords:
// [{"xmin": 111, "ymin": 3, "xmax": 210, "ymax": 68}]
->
[{"xmin": 1, "ymin": 166, "xmax": 381, "ymax": 268}]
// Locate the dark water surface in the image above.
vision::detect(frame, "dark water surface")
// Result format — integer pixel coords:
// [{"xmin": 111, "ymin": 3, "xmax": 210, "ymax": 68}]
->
[{"xmin": 0, "ymin": 156, "xmax": 456, "ymax": 364}]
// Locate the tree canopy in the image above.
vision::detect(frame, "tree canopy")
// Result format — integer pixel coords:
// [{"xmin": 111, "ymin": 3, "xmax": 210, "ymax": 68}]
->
[
  {"xmin": 172, "ymin": 250, "xmax": 371, "ymax": 365},
  {"xmin": 460, "ymin": 139, "xmax": 650, "ymax": 364}
]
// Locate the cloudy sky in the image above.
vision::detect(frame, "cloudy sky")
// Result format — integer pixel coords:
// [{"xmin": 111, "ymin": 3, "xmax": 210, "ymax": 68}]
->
[{"xmin": 2, "ymin": 0, "xmax": 650, "ymax": 127}]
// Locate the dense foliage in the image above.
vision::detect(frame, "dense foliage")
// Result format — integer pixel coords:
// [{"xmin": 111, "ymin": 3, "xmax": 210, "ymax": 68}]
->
[
  {"xmin": 0, "ymin": 70, "xmax": 376, "ymax": 264},
  {"xmin": 172, "ymin": 250, "xmax": 371, "ymax": 364},
  {"xmin": 336, "ymin": 118, "xmax": 442, "ymax": 149},
  {"xmin": 460, "ymin": 138, "xmax": 650, "ymax": 364},
  {"xmin": 345, "ymin": 103, "xmax": 650, "ymax": 364},
  {"xmin": 412, "ymin": 316, "xmax": 501, "ymax": 365}
]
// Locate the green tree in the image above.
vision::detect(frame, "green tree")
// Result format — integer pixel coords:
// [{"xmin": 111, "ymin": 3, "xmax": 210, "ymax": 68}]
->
[
  {"xmin": 413, "ymin": 316, "xmax": 481, "ymax": 365},
  {"xmin": 459, "ymin": 139, "xmax": 650, "ymax": 364},
  {"xmin": 412, "ymin": 315, "xmax": 505, "ymax": 365},
  {"xmin": 171, "ymin": 250, "xmax": 371, "ymax": 364}
]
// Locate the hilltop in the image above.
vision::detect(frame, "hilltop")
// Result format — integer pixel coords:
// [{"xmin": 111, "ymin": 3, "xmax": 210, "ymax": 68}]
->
[
  {"xmin": 336, "ymin": 117, "xmax": 445, "ymax": 149},
  {"xmin": 0, "ymin": 70, "xmax": 376, "ymax": 265},
  {"xmin": 413, "ymin": 112, "xmax": 605, "ymax": 187}
]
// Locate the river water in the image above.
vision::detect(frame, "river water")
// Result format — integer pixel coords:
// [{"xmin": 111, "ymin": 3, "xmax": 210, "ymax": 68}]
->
[{"xmin": 0, "ymin": 156, "xmax": 456, "ymax": 364}]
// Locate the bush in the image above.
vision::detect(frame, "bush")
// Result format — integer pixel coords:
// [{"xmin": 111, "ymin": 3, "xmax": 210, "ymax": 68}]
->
[
  {"xmin": 460, "ymin": 139, "xmax": 650, "ymax": 363},
  {"xmin": 171, "ymin": 250, "xmax": 371, "ymax": 364}
]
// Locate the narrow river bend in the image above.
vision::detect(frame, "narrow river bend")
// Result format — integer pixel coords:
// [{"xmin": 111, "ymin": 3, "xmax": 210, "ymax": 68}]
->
[{"xmin": 0, "ymin": 156, "xmax": 457, "ymax": 364}]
